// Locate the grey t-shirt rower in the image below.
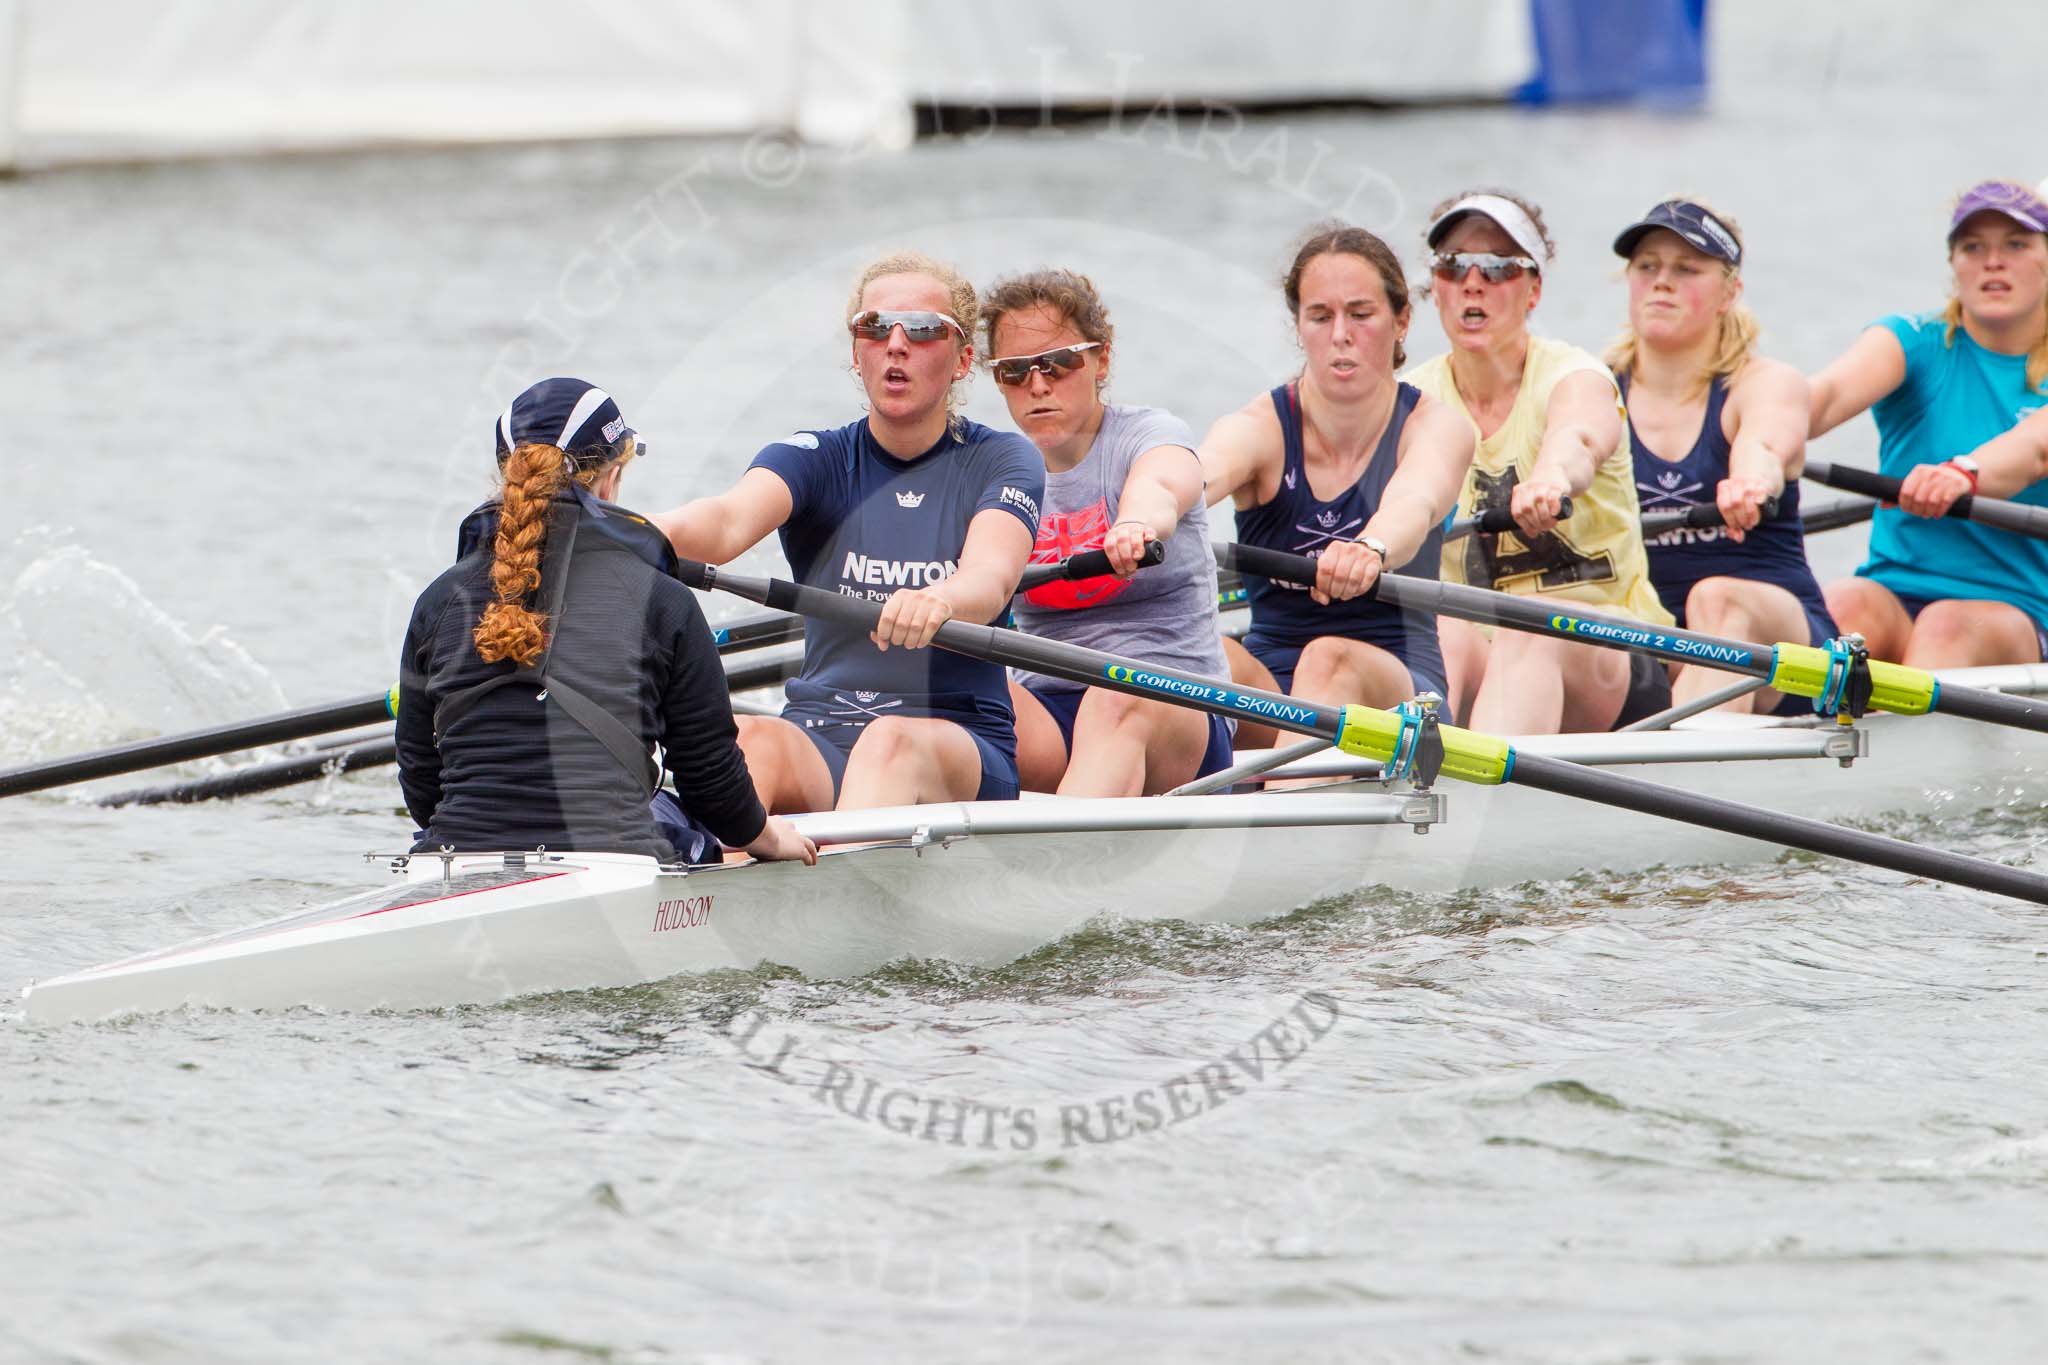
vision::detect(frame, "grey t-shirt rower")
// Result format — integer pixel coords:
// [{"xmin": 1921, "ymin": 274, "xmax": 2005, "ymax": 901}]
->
[{"xmin": 1008, "ymin": 403, "xmax": 1229, "ymax": 692}]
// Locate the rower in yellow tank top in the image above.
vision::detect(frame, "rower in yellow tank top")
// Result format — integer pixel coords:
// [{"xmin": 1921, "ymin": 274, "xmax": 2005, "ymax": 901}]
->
[
  {"xmin": 1409, "ymin": 334, "xmax": 1671, "ymax": 621},
  {"xmin": 1404, "ymin": 189, "xmax": 1673, "ymax": 735}
]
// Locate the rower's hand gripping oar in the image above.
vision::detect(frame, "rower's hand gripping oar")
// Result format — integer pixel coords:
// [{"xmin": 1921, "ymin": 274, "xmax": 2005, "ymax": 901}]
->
[
  {"xmin": 679, "ymin": 560, "xmax": 2048, "ymax": 907},
  {"xmin": 1638, "ymin": 495, "xmax": 1782, "ymax": 539},
  {"xmin": 1016, "ymin": 540, "xmax": 1166, "ymax": 592},
  {"xmin": 1804, "ymin": 458, "xmax": 2048, "ymax": 540},
  {"xmin": 1443, "ymin": 497, "xmax": 1574, "ymax": 544},
  {"xmin": 1216, "ymin": 542, "xmax": 2048, "ymax": 735},
  {"xmin": 1231, "ymin": 540, "xmax": 2046, "ymax": 733},
  {"xmin": 1453, "ymin": 495, "xmax": 1848, "ymax": 544},
  {"xmin": 710, "ymin": 543, "xmax": 1166, "ymax": 654},
  {"xmin": 1217, "ymin": 498, "xmax": 1861, "ymax": 630}
]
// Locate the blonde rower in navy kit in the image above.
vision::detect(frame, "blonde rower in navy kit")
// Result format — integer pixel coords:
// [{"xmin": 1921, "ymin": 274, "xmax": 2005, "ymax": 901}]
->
[
  {"xmin": 1608, "ymin": 198, "xmax": 1836, "ymax": 715},
  {"xmin": 654, "ymin": 252, "xmax": 1043, "ymax": 814},
  {"xmin": 1200, "ymin": 222, "xmax": 1474, "ymax": 749}
]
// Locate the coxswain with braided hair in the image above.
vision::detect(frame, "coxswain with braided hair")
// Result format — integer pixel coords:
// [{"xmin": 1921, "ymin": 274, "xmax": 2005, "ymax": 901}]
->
[{"xmin": 396, "ymin": 377, "xmax": 815, "ymax": 865}]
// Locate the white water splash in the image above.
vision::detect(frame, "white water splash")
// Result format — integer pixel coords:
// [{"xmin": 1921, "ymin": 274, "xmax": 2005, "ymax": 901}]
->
[{"xmin": 0, "ymin": 532, "xmax": 290, "ymax": 763}]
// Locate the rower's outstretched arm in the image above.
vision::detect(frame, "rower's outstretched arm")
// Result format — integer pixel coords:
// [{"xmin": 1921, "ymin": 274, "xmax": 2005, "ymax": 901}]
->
[
  {"xmin": 1719, "ymin": 356, "xmax": 1809, "ymax": 541},
  {"xmin": 1808, "ymin": 326, "xmax": 1906, "ymax": 438},
  {"xmin": 1512, "ymin": 369, "xmax": 1623, "ymax": 535},
  {"xmin": 1896, "ymin": 398, "xmax": 2048, "ymax": 518},
  {"xmin": 1367, "ymin": 396, "xmax": 1474, "ymax": 564},
  {"xmin": 870, "ymin": 509, "xmax": 1032, "ymax": 651},
  {"xmin": 1961, "ymin": 403, "xmax": 2048, "ymax": 497},
  {"xmin": 1306, "ymin": 397, "xmax": 1475, "ymax": 607},
  {"xmin": 1102, "ymin": 443, "xmax": 1204, "ymax": 574},
  {"xmin": 1196, "ymin": 408, "xmax": 1276, "ymax": 511},
  {"xmin": 651, "ymin": 468, "xmax": 794, "ymax": 565}
]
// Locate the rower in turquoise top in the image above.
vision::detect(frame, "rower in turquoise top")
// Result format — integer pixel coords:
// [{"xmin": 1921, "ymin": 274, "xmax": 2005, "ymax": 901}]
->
[
  {"xmin": 1859, "ymin": 312, "xmax": 2048, "ymax": 625},
  {"xmin": 1810, "ymin": 178, "xmax": 2048, "ymax": 668}
]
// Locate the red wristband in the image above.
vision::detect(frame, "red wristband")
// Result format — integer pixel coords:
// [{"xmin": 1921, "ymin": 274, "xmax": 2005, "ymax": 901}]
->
[{"xmin": 1943, "ymin": 458, "xmax": 1980, "ymax": 493}]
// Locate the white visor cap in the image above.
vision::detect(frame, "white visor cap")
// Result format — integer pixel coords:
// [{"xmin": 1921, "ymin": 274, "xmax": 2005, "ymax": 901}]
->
[{"xmin": 1424, "ymin": 194, "xmax": 1548, "ymax": 267}]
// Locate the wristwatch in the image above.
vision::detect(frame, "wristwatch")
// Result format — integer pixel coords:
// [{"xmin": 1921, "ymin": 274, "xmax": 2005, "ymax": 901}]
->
[
  {"xmin": 1945, "ymin": 456, "xmax": 1981, "ymax": 492},
  {"xmin": 1357, "ymin": 535, "xmax": 1391, "ymax": 564}
]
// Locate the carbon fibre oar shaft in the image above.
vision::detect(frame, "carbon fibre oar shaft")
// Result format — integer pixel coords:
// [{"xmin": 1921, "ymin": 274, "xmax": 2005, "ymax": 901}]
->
[
  {"xmin": 682, "ymin": 560, "xmax": 2048, "ymax": 908},
  {"xmin": 1216, "ymin": 543, "xmax": 2048, "ymax": 735},
  {"xmin": 0, "ymin": 690, "xmax": 399, "ymax": 799}
]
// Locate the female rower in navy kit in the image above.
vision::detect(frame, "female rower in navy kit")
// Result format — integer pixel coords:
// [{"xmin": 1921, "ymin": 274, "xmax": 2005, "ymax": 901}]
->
[
  {"xmin": 1606, "ymin": 198, "xmax": 1836, "ymax": 714},
  {"xmin": 654, "ymin": 252, "xmax": 1043, "ymax": 813},
  {"xmin": 397, "ymin": 377, "xmax": 815, "ymax": 865},
  {"xmin": 1809, "ymin": 178, "xmax": 2048, "ymax": 667},
  {"xmin": 983, "ymin": 268, "xmax": 1235, "ymax": 795},
  {"xmin": 1199, "ymin": 222, "xmax": 1475, "ymax": 750}
]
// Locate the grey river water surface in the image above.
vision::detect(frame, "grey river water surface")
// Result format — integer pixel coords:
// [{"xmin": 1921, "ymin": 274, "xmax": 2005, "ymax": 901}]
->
[{"xmin": 6, "ymin": 7, "xmax": 2048, "ymax": 1361}]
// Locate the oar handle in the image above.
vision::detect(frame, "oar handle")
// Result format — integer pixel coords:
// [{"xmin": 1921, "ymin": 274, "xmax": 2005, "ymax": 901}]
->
[
  {"xmin": 1804, "ymin": 458, "xmax": 1901, "ymax": 503},
  {"xmin": 1219, "ymin": 541, "xmax": 1330, "ymax": 589},
  {"xmin": 1800, "ymin": 496, "xmax": 1878, "ymax": 535},
  {"xmin": 1803, "ymin": 458, "xmax": 2048, "ymax": 539},
  {"xmin": 1016, "ymin": 540, "xmax": 1166, "ymax": 592},
  {"xmin": 1639, "ymin": 495, "xmax": 1782, "ymax": 537},
  {"xmin": 1444, "ymin": 496, "xmax": 1576, "ymax": 543}
]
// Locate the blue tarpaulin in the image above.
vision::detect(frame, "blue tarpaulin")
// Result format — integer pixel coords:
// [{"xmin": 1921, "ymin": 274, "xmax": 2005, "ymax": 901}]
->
[{"xmin": 1518, "ymin": 0, "xmax": 1708, "ymax": 105}]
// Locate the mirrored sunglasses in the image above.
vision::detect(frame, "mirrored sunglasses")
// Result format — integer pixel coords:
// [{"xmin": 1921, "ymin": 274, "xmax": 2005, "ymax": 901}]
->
[
  {"xmin": 987, "ymin": 341, "xmax": 1103, "ymax": 386},
  {"xmin": 1429, "ymin": 251, "xmax": 1539, "ymax": 284},
  {"xmin": 848, "ymin": 309, "xmax": 966, "ymax": 343}
]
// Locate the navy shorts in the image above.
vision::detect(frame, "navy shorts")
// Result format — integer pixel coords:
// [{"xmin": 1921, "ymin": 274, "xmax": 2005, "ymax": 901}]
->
[
  {"xmin": 1893, "ymin": 591, "xmax": 2048, "ymax": 664},
  {"xmin": 784, "ymin": 704, "xmax": 1020, "ymax": 802},
  {"xmin": 650, "ymin": 790, "xmax": 723, "ymax": 864},
  {"xmin": 1025, "ymin": 683, "xmax": 1237, "ymax": 779},
  {"xmin": 1244, "ymin": 636, "xmax": 1454, "ymax": 721}
]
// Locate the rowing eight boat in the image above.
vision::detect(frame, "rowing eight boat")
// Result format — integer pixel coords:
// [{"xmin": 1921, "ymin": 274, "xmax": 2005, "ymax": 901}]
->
[{"xmin": 22, "ymin": 662, "xmax": 2047, "ymax": 1024}]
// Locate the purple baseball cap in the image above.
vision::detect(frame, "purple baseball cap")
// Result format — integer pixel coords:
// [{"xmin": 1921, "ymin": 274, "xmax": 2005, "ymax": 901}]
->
[{"xmin": 1947, "ymin": 180, "xmax": 2048, "ymax": 242}]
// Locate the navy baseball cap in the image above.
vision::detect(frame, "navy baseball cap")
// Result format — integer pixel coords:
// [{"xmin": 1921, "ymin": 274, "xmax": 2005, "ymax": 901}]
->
[
  {"xmin": 494, "ymin": 378, "xmax": 639, "ymax": 466},
  {"xmin": 1612, "ymin": 200, "xmax": 1743, "ymax": 266}
]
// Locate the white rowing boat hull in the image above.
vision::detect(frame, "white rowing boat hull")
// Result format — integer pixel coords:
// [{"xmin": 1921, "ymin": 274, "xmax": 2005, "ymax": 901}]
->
[{"xmin": 22, "ymin": 665, "xmax": 2048, "ymax": 1023}]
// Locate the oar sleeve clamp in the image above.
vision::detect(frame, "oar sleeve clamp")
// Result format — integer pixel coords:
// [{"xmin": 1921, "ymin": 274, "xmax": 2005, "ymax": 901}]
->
[
  {"xmin": 1382, "ymin": 694, "xmax": 1448, "ymax": 795},
  {"xmin": 1815, "ymin": 635, "xmax": 1875, "ymax": 724},
  {"xmin": 1769, "ymin": 634, "xmax": 1935, "ymax": 721},
  {"xmin": 1333, "ymin": 704, "xmax": 1515, "ymax": 786}
]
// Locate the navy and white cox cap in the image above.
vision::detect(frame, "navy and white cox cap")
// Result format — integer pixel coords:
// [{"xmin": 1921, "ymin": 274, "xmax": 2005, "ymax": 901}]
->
[
  {"xmin": 1612, "ymin": 201, "xmax": 1743, "ymax": 267},
  {"xmin": 494, "ymin": 377, "xmax": 640, "ymax": 467}
]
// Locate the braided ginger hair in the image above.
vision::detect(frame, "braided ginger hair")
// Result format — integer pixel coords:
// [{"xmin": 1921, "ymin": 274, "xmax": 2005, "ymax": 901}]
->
[{"xmin": 473, "ymin": 440, "xmax": 633, "ymax": 666}]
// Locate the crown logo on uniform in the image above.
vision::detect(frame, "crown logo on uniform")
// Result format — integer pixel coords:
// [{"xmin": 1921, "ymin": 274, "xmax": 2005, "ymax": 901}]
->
[
  {"xmin": 1657, "ymin": 470, "xmax": 1684, "ymax": 490},
  {"xmin": 895, "ymin": 490, "xmax": 925, "ymax": 508},
  {"xmin": 1315, "ymin": 509, "xmax": 1339, "ymax": 528},
  {"xmin": 855, "ymin": 690, "xmax": 881, "ymax": 703}
]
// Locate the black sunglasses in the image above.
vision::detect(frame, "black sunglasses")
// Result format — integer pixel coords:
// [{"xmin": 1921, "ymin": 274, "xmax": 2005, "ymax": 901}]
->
[{"xmin": 987, "ymin": 342, "xmax": 1103, "ymax": 386}]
